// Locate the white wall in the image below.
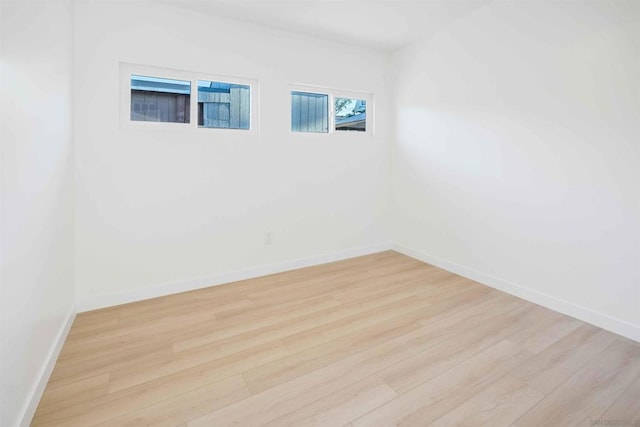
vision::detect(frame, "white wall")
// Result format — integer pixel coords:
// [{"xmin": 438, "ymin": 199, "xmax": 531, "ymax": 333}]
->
[
  {"xmin": 73, "ymin": 2, "xmax": 391, "ymax": 309},
  {"xmin": 1, "ymin": 0, "xmax": 638, "ymax": 423},
  {"xmin": 392, "ymin": 0, "xmax": 640, "ymax": 339},
  {"xmin": 0, "ymin": 2, "xmax": 75, "ymax": 425}
]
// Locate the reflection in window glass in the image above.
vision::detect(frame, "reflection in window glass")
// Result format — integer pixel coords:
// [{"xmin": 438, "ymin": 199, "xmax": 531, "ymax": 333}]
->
[
  {"xmin": 130, "ymin": 75, "xmax": 191, "ymax": 123},
  {"xmin": 291, "ymin": 91, "xmax": 328, "ymax": 133},
  {"xmin": 335, "ymin": 98, "xmax": 366, "ymax": 132},
  {"xmin": 198, "ymin": 80, "xmax": 250, "ymax": 129}
]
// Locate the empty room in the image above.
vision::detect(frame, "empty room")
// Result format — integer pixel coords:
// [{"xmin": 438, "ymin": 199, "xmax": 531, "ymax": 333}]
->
[{"xmin": 1, "ymin": 0, "xmax": 639, "ymax": 426}]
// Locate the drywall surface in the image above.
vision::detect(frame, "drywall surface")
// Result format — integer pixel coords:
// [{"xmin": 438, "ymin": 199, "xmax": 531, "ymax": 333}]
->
[
  {"xmin": 0, "ymin": 2, "xmax": 75, "ymax": 425},
  {"xmin": 392, "ymin": 0, "xmax": 640, "ymax": 335},
  {"xmin": 73, "ymin": 2, "xmax": 391, "ymax": 306}
]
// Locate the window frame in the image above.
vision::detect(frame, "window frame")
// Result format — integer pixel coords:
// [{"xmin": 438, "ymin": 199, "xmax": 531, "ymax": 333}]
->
[
  {"xmin": 289, "ymin": 83, "xmax": 374, "ymax": 136},
  {"xmin": 120, "ymin": 62, "xmax": 259, "ymax": 134}
]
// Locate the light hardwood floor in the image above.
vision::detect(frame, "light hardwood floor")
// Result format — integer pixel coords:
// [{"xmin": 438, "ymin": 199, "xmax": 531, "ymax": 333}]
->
[{"xmin": 33, "ymin": 251, "xmax": 640, "ymax": 426}]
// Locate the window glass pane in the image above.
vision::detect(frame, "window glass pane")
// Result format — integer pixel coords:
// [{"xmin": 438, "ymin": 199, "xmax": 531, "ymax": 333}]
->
[
  {"xmin": 291, "ymin": 91, "xmax": 328, "ymax": 133},
  {"xmin": 198, "ymin": 80, "xmax": 250, "ymax": 129},
  {"xmin": 130, "ymin": 75, "xmax": 190, "ymax": 123},
  {"xmin": 335, "ymin": 97, "xmax": 366, "ymax": 132}
]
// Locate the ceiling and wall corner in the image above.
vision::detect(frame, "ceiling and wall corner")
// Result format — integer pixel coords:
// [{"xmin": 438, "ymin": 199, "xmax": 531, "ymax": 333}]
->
[{"xmin": 159, "ymin": 0, "xmax": 494, "ymax": 52}]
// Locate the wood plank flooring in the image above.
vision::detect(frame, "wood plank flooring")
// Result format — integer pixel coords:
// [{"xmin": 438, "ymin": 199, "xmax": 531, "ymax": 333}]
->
[{"xmin": 32, "ymin": 251, "xmax": 640, "ymax": 426}]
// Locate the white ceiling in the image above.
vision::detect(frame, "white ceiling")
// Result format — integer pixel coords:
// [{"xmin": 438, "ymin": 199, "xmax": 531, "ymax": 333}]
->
[{"xmin": 165, "ymin": 0, "xmax": 493, "ymax": 51}]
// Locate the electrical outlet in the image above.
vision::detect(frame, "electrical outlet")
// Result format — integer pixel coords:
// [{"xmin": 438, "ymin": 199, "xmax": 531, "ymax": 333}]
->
[{"xmin": 264, "ymin": 232, "xmax": 273, "ymax": 245}]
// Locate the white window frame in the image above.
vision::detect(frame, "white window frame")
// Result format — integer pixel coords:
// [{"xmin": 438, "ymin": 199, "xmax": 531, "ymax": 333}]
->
[
  {"xmin": 289, "ymin": 83, "xmax": 374, "ymax": 136},
  {"xmin": 120, "ymin": 62, "xmax": 259, "ymax": 134}
]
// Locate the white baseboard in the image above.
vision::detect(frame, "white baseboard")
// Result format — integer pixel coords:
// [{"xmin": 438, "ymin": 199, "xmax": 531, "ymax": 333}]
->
[
  {"xmin": 77, "ymin": 243, "xmax": 393, "ymax": 312},
  {"xmin": 394, "ymin": 244, "xmax": 640, "ymax": 343},
  {"xmin": 20, "ymin": 304, "xmax": 76, "ymax": 427}
]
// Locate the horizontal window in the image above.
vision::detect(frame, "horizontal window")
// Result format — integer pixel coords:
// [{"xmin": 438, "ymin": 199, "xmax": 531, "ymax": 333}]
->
[
  {"xmin": 121, "ymin": 63, "xmax": 258, "ymax": 132},
  {"xmin": 290, "ymin": 86, "xmax": 372, "ymax": 135},
  {"xmin": 198, "ymin": 80, "xmax": 250, "ymax": 130},
  {"xmin": 130, "ymin": 75, "xmax": 191, "ymax": 123}
]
